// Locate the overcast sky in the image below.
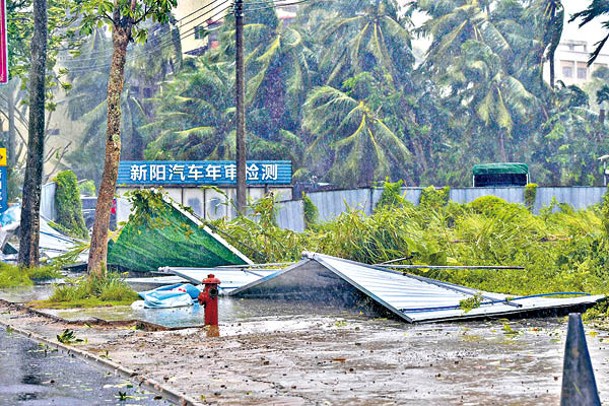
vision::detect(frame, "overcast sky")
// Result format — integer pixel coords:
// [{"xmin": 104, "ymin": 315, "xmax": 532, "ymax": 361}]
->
[{"xmin": 562, "ymin": 2, "xmax": 606, "ymax": 44}]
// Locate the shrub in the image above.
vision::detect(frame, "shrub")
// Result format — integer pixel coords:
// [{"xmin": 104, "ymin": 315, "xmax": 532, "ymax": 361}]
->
[
  {"xmin": 42, "ymin": 273, "xmax": 139, "ymax": 308},
  {"xmin": 54, "ymin": 170, "xmax": 88, "ymax": 239},
  {"xmin": 0, "ymin": 263, "xmax": 61, "ymax": 288},
  {"xmin": 524, "ymin": 183, "xmax": 538, "ymax": 211},
  {"xmin": 419, "ymin": 186, "xmax": 450, "ymax": 210},
  {"xmin": 374, "ymin": 179, "xmax": 409, "ymax": 212},
  {"xmin": 302, "ymin": 192, "xmax": 319, "ymax": 229},
  {"xmin": 78, "ymin": 180, "xmax": 97, "ymax": 197}
]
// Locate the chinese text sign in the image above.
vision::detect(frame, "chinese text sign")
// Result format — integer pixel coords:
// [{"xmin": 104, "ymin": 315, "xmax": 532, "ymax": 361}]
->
[{"xmin": 118, "ymin": 161, "xmax": 292, "ymax": 186}]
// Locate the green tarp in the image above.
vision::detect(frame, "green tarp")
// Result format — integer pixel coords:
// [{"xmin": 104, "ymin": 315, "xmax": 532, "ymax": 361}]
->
[
  {"xmin": 107, "ymin": 198, "xmax": 251, "ymax": 272},
  {"xmin": 472, "ymin": 163, "xmax": 529, "ymax": 176}
]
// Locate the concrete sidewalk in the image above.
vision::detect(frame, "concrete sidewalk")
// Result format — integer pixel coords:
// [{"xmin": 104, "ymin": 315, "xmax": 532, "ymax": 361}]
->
[{"xmin": 1, "ymin": 291, "xmax": 608, "ymax": 405}]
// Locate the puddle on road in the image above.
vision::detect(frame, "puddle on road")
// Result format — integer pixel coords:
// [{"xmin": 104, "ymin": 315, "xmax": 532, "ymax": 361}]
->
[
  {"xmin": 2, "ymin": 287, "xmax": 609, "ymax": 404},
  {"xmin": 0, "ymin": 326, "xmax": 170, "ymax": 405}
]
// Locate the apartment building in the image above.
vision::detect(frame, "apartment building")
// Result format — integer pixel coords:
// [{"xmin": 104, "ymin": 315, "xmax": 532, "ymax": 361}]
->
[
  {"xmin": 549, "ymin": 2, "xmax": 609, "ymax": 86},
  {"xmin": 552, "ymin": 39, "xmax": 609, "ymax": 86}
]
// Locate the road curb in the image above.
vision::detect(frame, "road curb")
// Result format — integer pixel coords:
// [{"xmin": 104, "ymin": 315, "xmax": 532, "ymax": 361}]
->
[{"xmin": 0, "ymin": 303, "xmax": 203, "ymax": 406}]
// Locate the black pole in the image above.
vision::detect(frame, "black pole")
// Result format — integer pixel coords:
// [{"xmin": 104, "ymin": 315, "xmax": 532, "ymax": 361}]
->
[
  {"xmin": 235, "ymin": 0, "xmax": 246, "ymax": 215},
  {"xmin": 560, "ymin": 313, "xmax": 601, "ymax": 406}
]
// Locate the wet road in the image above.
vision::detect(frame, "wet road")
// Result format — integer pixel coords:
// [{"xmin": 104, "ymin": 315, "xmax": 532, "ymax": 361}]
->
[
  {"xmin": 0, "ymin": 326, "xmax": 170, "ymax": 405},
  {"xmin": 1, "ymin": 288, "xmax": 609, "ymax": 405}
]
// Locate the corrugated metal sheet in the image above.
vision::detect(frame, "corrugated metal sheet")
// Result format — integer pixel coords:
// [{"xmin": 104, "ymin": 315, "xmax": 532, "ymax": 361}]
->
[
  {"xmin": 158, "ymin": 267, "xmax": 279, "ymax": 293},
  {"xmin": 449, "ymin": 187, "xmax": 525, "ymax": 205},
  {"xmin": 277, "ymin": 200, "xmax": 305, "ymax": 232},
  {"xmin": 535, "ymin": 187, "xmax": 606, "ymax": 212},
  {"xmin": 309, "ymin": 189, "xmax": 373, "ymax": 221},
  {"xmin": 230, "ymin": 253, "xmax": 604, "ymax": 323},
  {"xmin": 40, "ymin": 183, "xmax": 57, "ymax": 221}
]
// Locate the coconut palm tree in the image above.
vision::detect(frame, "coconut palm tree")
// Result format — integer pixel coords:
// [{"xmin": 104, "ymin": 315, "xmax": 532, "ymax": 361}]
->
[
  {"xmin": 448, "ymin": 40, "xmax": 536, "ymax": 161},
  {"xmin": 215, "ymin": 1, "xmax": 317, "ymax": 139},
  {"xmin": 302, "ymin": 82, "xmax": 412, "ymax": 187},
  {"xmin": 570, "ymin": 1, "xmax": 609, "ymax": 64},
  {"xmin": 525, "ymin": 0, "xmax": 564, "ymax": 88},
  {"xmin": 417, "ymin": 0, "xmax": 510, "ymax": 74},
  {"xmin": 143, "ymin": 59, "xmax": 235, "ymax": 161},
  {"xmin": 314, "ymin": 0, "xmax": 414, "ymax": 87}
]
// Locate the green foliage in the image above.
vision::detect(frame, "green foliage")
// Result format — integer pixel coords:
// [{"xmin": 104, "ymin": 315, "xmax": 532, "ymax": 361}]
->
[
  {"xmin": 375, "ymin": 179, "xmax": 409, "ymax": 212},
  {"xmin": 214, "ymin": 194, "xmax": 304, "ymax": 264},
  {"xmin": 302, "ymin": 192, "xmax": 319, "ymax": 230},
  {"xmin": 419, "ymin": 186, "xmax": 450, "ymax": 210},
  {"xmin": 459, "ymin": 292, "xmax": 483, "ymax": 313},
  {"xmin": 54, "ymin": 171, "xmax": 88, "ymax": 239},
  {"xmin": 0, "ymin": 263, "xmax": 61, "ymax": 288},
  {"xmin": 0, "ymin": 264, "xmax": 33, "ymax": 288},
  {"xmin": 252, "ymin": 193, "xmax": 279, "ymax": 228},
  {"xmin": 56, "ymin": 329, "xmax": 84, "ymax": 345},
  {"xmin": 40, "ymin": 273, "xmax": 139, "ymax": 309},
  {"xmin": 214, "ymin": 193, "xmax": 609, "ymax": 303},
  {"xmin": 78, "ymin": 180, "xmax": 97, "ymax": 197},
  {"xmin": 524, "ymin": 183, "xmax": 538, "ymax": 211},
  {"xmin": 601, "ymin": 186, "xmax": 609, "ymax": 239}
]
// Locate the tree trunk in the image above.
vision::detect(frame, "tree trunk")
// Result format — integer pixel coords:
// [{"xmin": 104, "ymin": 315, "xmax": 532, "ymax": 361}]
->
[
  {"xmin": 18, "ymin": 0, "xmax": 47, "ymax": 268},
  {"xmin": 87, "ymin": 24, "xmax": 130, "ymax": 278},
  {"xmin": 600, "ymin": 109, "xmax": 606, "ymax": 125},
  {"xmin": 7, "ymin": 81, "xmax": 16, "ymax": 168},
  {"xmin": 549, "ymin": 52, "xmax": 555, "ymax": 89},
  {"xmin": 235, "ymin": 0, "xmax": 247, "ymax": 215},
  {"xmin": 499, "ymin": 132, "xmax": 507, "ymax": 162}
]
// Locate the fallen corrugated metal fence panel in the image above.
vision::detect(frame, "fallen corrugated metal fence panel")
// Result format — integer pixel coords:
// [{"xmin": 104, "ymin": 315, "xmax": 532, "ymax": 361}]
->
[
  {"xmin": 229, "ymin": 253, "xmax": 604, "ymax": 323},
  {"xmin": 158, "ymin": 266, "xmax": 280, "ymax": 293}
]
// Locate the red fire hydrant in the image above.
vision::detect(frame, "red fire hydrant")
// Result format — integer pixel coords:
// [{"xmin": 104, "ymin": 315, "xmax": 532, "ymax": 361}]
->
[{"xmin": 198, "ymin": 274, "xmax": 221, "ymax": 326}]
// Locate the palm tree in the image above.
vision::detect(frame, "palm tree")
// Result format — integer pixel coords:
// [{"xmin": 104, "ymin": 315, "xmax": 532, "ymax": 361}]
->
[
  {"xmin": 302, "ymin": 84, "xmax": 412, "ymax": 187},
  {"xmin": 19, "ymin": 0, "xmax": 48, "ymax": 267},
  {"xmin": 525, "ymin": 0, "xmax": 563, "ymax": 88},
  {"xmin": 216, "ymin": 2, "xmax": 317, "ymax": 139},
  {"xmin": 448, "ymin": 40, "xmax": 536, "ymax": 161},
  {"xmin": 314, "ymin": 0, "xmax": 414, "ymax": 87},
  {"xmin": 570, "ymin": 1, "xmax": 609, "ymax": 64},
  {"xmin": 418, "ymin": 0, "xmax": 510, "ymax": 74},
  {"xmin": 143, "ymin": 59, "xmax": 235, "ymax": 161}
]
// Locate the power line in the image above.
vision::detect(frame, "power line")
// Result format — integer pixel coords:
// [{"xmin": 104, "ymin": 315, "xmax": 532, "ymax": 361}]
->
[
  {"xmin": 58, "ymin": 0, "xmax": 321, "ymax": 73},
  {"xmin": 58, "ymin": 0, "xmax": 231, "ymax": 62},
  {"xmin": 62, "ymin": 4, "xmax": 234, "ymax": 73},
  {"xmin": 243, "ymin": 0, "xmax": 320, "ymax": 9}
]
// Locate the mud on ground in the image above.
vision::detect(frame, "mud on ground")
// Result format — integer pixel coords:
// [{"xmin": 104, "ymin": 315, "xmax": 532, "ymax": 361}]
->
[{"xmin": 1, "ymin": 299, "xmax": 608, "ymax": 405}]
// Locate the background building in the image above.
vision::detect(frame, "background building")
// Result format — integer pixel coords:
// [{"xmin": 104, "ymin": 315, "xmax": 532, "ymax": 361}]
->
[{"xmin": 546, "ymin": 3, "xmax": 609, "ymax": 86}]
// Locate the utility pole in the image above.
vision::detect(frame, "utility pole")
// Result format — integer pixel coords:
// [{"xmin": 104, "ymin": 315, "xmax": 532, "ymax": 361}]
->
[{"xmin": 235, "ymin": 0, "xmax": 246, "ymax": 214}]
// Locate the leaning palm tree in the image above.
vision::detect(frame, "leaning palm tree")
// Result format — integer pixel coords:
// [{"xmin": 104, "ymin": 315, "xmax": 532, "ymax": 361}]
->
[
  {"xmin": 143, "ymin": 59, "xmax": 235, "ymax": 161},
  {"xmin": 447, "ymin": 40, "xmax": 535, "ymax": 161},
  {"xmin": 303, "ymin": 85, "xmax": 412, "ymax": 187},
  {"xmin": 418, "ymin": 0, "xmax": 511, "ymax": 75},
  {"xmin": 570, "ymin": 1, "xmax": 609, "ymax": 64},
  {"xmin": 314, "ymin": 0, "xmax": 414, "ymax": 87},
  {"xmin": 525, "ymin": 0, "xmax": 564, "ymax": 88}
]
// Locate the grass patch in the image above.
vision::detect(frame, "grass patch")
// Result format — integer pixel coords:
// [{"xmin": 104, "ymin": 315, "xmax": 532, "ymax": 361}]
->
[
  {"xmin": 31, "ymin": 272, "xmax": 139, "ymax": 309},
  {"xmin": 0, "ymin": 263, "xmax": 62, "ymax": 289}
]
